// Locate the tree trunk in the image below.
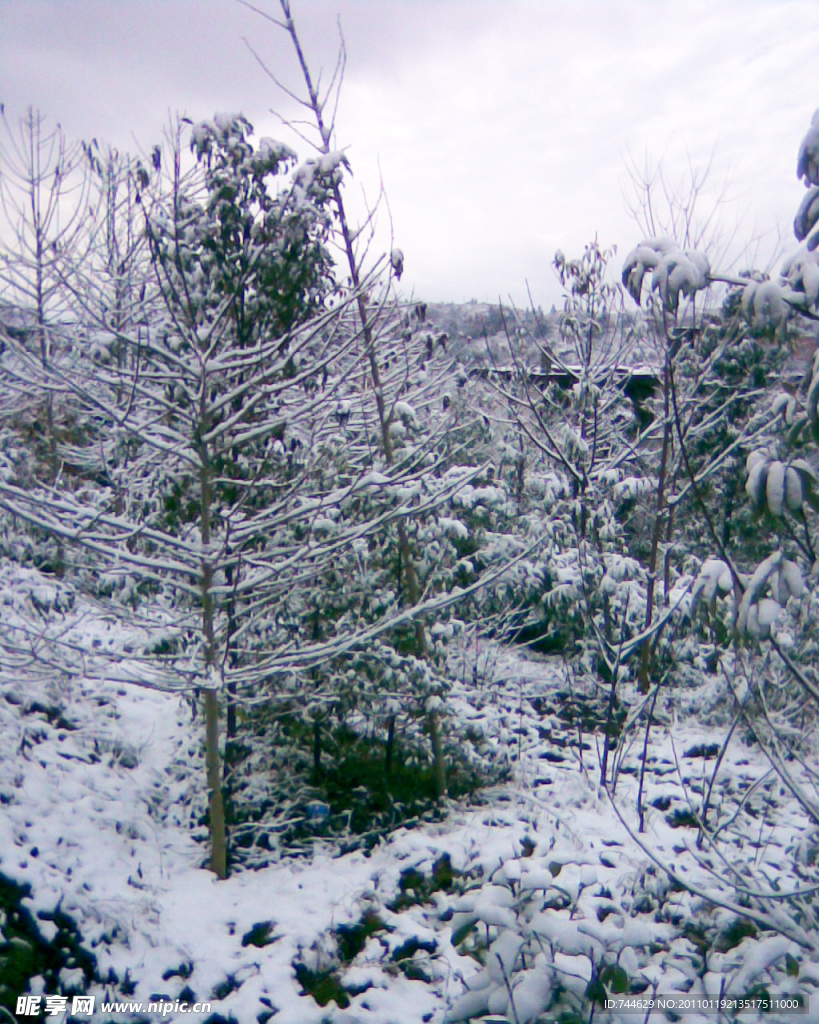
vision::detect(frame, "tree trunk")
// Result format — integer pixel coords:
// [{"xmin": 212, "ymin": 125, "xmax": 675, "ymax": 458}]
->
[
  {"xmin": 385, "ymin": 713, "xmax": 396, "ymax": 776},
  {"xmin": 638, "ymin": 357, "xmax": 672, "ymax": 693},
  {"xmin": 204, "ymin": 688, "xmax": 227, "ymax": 878},
  {"xmin": 429, "ymin": 711, "xmax": 447, "ymax": 801},
  {"xmin": 199, "ymin": 428, "xmax": 228, "ymax": 878},
  {"xmin": 313, "ymin": 717, "xmax": 322, "ymax": 777}
]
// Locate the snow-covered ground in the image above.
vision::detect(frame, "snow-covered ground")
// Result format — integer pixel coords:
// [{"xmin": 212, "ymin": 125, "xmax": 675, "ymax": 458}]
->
[{"xmin": 1, "ymin": 570, "xmax": 817, "ymax": 1023}]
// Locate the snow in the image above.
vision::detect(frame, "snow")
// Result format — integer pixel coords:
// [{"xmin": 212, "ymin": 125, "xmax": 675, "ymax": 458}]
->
[
  {"xmin": 393, "ymin": 400, "xmax": 416, "ymax": 422},
  {"xmin": 357, "ymin": 471, "xmax": 392, "ymax": 488},
  {"xmin": 692, "ymin": 558, "xmax": 733, "ymax": 607},
  {"xmin": 437, "ymin": 517, "xmax": 469, "ymax": 541},
  {"xmin": 621, "ymin": 238, "xmax": 710, "ymax": 310},
  {"xmin": 797, "ymin": 108, "xmax": 819, "ymax": 187},
  {"xmin": 1, "ymin": 572, "xmax": 817, "ymax": 1022},
  {"xmin": 794, "ymin": 186, "xmax": 819, "ymax": 249},
  {"xmin": 782, "ymin": 249, "xmax": 819, "ymax": 308},
  {"xmin": 766, "ymin": 459, "xmax": 786, "ymax": 517},
  {"xmin": 259, "ymin": 137, "xmax": 297, "ymax": 163},
  {"xmin": 786, "ymin": 465, "xmax": 804, "ymax": 510},
  {"xmin": 743, "ymin": 278, "xmax": 791, "ymax": 330}
]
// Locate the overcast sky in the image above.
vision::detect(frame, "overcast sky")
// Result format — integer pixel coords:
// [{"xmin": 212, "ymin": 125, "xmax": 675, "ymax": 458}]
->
[{"xmin": 1, "ymin": 0, "xmax": 818, "ymax": 309}]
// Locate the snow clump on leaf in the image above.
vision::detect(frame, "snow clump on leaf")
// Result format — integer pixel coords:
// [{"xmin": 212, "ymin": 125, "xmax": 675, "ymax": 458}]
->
[
  {"xmin": 621, "ymin": 237, "xmax": 709, "ymax": 310},
  {"xmin": 797, "ymin": 107, "xmax": 819, "ymax": 186},
  {"xmin": 794, "ymin": 185, "xmax": 819, "ymax": 250},
  {"xmin": 770, "ymin": 558, "xmax": 804, "ymax": 605},
  {"xmin": 745, "ymin": 451, "xmax": 814, "ymax": 516},
  {"xmin": 781, "ymin": 248, "xmax": 819, "ymax": 308},
  {"xmin": 740, "ymin": 278, "xmax": 791, "ymax": 331},
  {"xmin": 692, "ymin": 558, "xmax": 734, "ymax": 608},
  {"xmin": 736, "ymin": 551, "xmax": 793, "ymax": 640}
]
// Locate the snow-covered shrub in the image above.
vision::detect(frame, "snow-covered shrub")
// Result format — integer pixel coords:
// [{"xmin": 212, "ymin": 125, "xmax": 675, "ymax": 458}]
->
[
  {"xmin": 229, "ymin": 333, "xmax": 512, "ymax": 851},
  {"xmin": 480, "ymin": 245, "xmax": 678, "ymax": 769}
]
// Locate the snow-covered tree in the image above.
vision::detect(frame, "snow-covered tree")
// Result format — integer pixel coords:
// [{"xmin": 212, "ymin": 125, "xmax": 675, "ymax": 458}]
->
[
  {"xmin": 621, "ymin": 105, "xmax": 819, "ymax": 944},
  {"xmin": 0, "ymin": 111, "xmax": 367, "ymax": 877},
  {"xmin": 0, "ymin": 108, "xmax": 94, "ymax": 572},
  {"xmin": 0, "ymin": 85, "xmax": 521, "ymax": 872},
  {"xmin": 474, "ymin": 242, "xmax": 659, "ymax": 782},
  {"xmin": 243, "ymin": 0, "xmax": 522, "ymax": 804}
]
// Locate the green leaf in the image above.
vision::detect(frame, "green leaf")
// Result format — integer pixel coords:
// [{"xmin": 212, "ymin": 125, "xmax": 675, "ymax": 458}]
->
[
  {"xmin": 451, "ymin": 917, "xmax": 478, "ymax": 947},
  {"xmin": 601, "ymin": 964, "xmax": 630, "ymax": 994},
  {"xmin": 586, "ymin": 977, "xmax": 608, "ymax": 1006}
]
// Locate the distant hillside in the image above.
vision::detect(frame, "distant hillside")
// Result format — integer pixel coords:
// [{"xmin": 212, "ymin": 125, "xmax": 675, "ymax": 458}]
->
[{"xmin": 415, "ymin": 299, "xmax": 651, "ymax": 372}]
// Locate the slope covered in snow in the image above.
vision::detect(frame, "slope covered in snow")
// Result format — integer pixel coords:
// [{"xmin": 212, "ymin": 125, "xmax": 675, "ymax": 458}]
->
[{"xmin": 1, "ymin": 565, "xmax": 817, "ymax": 1023}]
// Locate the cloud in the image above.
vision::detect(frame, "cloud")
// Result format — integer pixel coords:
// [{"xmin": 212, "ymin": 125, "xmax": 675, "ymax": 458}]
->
[{"xmin": 1, "ymin": 0, "xmax": 818, "ymax": 308}]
